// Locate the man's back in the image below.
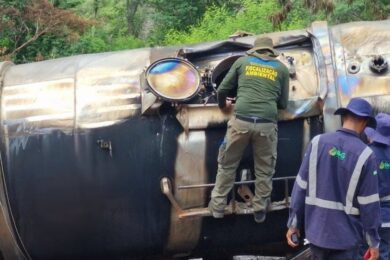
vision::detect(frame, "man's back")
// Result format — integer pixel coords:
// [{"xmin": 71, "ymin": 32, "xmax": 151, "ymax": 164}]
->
[
  {"xmin": 217, "ymin": 54, "xmax": 289, "ymax": 122},
  {"xmin": 305, "ymin": 129, "xmax": 378, "ymax": 249},
  {"xmin": 290, "ymin": 128, "xmax": 380, "ymax": 249},
  {"xmin": 314, "ymin": 129, "xmax": 369, "ymax": 201},
  {"xmin": 371, "ymin": 143, "xmax": 390, "ymax": 225},
  {"xmin": 287, "ymin": 98, "xmax": 381, "ymax": 259},
  {"xmin": 370, "ymin": 143, "xmax": 390, "ymax": 198}
]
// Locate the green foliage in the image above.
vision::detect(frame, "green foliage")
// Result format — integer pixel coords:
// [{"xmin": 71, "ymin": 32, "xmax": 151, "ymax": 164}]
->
[
  {"xmin": 22, "ymin": 35, "xmax": 67, "ymax": 61},
  {"xmin": 162, "ymin": 0, "xmax": 325, "ymax": 46},
  {"xmin": 164, "ymin": 0, "xmax": 280, "ymax": 46},
  {"xmin": 147, "ymin": 0, "xmax": 210, "ymax": 44},
  {"xmin": 50, "ymin": 0, "xmax": 83, "ymax": 9},
  {"xmin": 146, "ymin": 0, "xmax": 243, "ymax": 45},
  {"xmin": 162, "ymin": 0, "xmax": 388, "ymax": 46},
  {"xmin": 65, "ymin": 27, "xmax": 145, "ymax": 54},
  {"xmin": 0, "ymin": 38, "xmax": 11, "ymax": 47},
  {"xmin": 69, "ymin": 29, "xmax": 107, "ymax": 54},
  {"xmin": 329, "ymin": 0, "xmax": 389, "ymax": 24},
  {"xmin": 328, "ymin": 0, "xmax": 367, "ymax": 24},
  {"xmin": 1, "ymin": 0, "xmax": 388, "ymax": 64},
  {"xmin": 0, "ymin": 0, "xmax": 30, "ymax": 8},
  {"xmin": 279, "ymin": 0, "xmax": 325, "ymax": 30},
  {"xmin": 111, "ymin": 35, "xmax": 144, "ymax": 50},
  {"xmin": 0, "ymin": 0, "xmax": 92, "ymax": 62}
]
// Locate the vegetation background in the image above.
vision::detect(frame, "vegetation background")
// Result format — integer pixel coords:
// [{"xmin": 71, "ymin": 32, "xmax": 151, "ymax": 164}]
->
[{"xmin": 0, "ymin": 0, "xmax": 389, "ymax": 64}]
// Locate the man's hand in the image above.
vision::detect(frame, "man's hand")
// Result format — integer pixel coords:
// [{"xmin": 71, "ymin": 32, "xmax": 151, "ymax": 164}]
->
[
  {"xmin": 366, "ymin": 247, "xmax": 379, "ymax": 260},
  {"xmin": 221, "ymin": 99, "xmax": 233, "ymax": 114},
  {"xmin": 286, "ymin": 228, "xmax": 300, "ymax": 247}
]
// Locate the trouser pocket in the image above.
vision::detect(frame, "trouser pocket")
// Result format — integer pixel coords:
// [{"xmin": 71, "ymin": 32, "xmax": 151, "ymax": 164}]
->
[
  {"xmin": 231, "ymin": 117, "xmax": 249, "ymax": 135},
  {"xmin": 218, "ymin": 118, "xmax": 250, "ymax": 165}
]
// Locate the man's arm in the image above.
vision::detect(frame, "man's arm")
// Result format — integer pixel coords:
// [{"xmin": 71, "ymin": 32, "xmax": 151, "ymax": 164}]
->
[
  {"xmin": 217, "ymin": 92, "xmax": 228, "ymax": 109},
  {"xmin": 217, "ymin": 60, "xmax": 240, "ymax": 109},
  {"xmin": 277, "ymin": 65, "xmax": 289, "ymax": 109},
  {"xmin": 357, "ymin": 154, "xmax": 381, "ymax": 250}
]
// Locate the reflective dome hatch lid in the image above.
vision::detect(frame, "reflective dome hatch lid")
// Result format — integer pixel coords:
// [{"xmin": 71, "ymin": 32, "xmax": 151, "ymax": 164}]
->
[{"xmin": 146, "ymin": 58, "xmax": 201, "ymax": 102}]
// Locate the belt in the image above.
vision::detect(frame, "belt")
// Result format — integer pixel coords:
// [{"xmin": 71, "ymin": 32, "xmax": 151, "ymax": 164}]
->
[{"xmin": 235, "ymin": 114, "xmax": 273, "ymax": 123}]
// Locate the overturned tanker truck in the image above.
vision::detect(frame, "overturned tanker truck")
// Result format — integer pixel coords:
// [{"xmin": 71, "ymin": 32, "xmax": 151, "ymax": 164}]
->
[{"xmin": 0, "ymin": 20, "xmax": 389, "ymax": 259}]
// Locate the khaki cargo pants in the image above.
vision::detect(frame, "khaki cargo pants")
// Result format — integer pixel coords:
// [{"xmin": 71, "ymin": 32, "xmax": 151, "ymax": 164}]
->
[{"xmin": 209, "ymin": 116, "xmax": 278, "ymax": 213}]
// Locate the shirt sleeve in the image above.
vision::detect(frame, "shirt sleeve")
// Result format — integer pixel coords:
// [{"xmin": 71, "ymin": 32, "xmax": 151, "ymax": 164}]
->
[
  {"xmin": 357, "ymin": 153, "xmax": 381, "ymax": 248},
  {"xmin": 287, "ymin": 142, "xmax": 312, "ymax": 230},
  {"xmin": 217, "ymin": 59, "xmax": 240, "ymax": 108},
  {"xmin": 277, "ymin": 64, "xmax": 289, "ymax": 110}
]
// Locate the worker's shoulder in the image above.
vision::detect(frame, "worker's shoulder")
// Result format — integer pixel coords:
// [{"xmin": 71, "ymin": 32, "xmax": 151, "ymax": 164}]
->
[
  {"xmin": 315, "ymin": 131, "xmax": 362, "ymax": 146},
  {"xmin": 311, "ymin": 132, "xmax": 332, "ymax": 141},
  {"xmin": 278, "ymin": 60, "xmax": 289, "ymax": 71},
  {"xmin": 265, "ymin": 57, "xmax": 287, "ymax": 71},
  {"xmin": 230, "ymin": 56, "xmax": 249, "ymax": 67},
  {"xmin": 262, "ymin": 57, "xmax": 289, "ymax": 75},
  {"xmin": 236, "ymin": 55, "xmax": 250, "ymax": 63},
  {"xmin": 369, "ymin": 143, "xmax": 390, "ymax": 160},
  {"xmin": 322, "ymin": 131, "xmax": 371, "ymax": 153},
  {"xmin": 246, "ymin": 55, "xmax": 286, "ymax": 67}
]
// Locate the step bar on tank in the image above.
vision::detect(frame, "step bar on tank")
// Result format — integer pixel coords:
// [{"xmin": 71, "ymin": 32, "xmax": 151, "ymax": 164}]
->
[{"xmin": 160, "ymin": 175, "xmax": 296, "ymax": 219}]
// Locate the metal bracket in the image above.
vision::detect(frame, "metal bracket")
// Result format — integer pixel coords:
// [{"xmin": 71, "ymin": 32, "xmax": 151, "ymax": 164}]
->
[
  {"xmin": 160, "ymin": 178, "xmax": 210, "ymax": 218},
  {"xmin": 237, "ymin": 169, "xmax": 254, "ymax": 206},
  {"xmin": 96, "ymin": 139, "xmax": 112, "ymax": 157}
]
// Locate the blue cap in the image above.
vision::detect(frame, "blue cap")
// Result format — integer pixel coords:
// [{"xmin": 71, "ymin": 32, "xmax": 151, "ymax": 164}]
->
[
  {"xmin": 334, "ymin": 97, "xmax": 376, "ymax": 128},
  {"xmin": 366, "ymin": 113, "xmax": 390, "ymax": 145}
]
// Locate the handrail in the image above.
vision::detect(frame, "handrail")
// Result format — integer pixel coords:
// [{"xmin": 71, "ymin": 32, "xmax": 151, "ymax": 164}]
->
[
  {"xmin": 161, "ymin": 175, "xmax": 297, "ymax": 219},
  {"xmin": 177, "ymin": 176, "xmax": 296, "ymax": 190}
]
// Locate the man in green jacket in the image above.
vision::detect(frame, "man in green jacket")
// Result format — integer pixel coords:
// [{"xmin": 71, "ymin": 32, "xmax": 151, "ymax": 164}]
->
[{"xmin": 208, "ymin": 37, "xmax": 289, "ymax": 223}]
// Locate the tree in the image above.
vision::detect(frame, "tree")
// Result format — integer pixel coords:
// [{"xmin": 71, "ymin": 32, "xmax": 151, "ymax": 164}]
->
[
  {"xmin": 2, "ymin": 0, "xmax": 387, "ymax": 64},
  {"xmin": 50, "ymin": 0, "xmax": 83, "ymax": 9},
  {"xmin": 163, "ymin": 0, "xmax": 280, "ymax": 45},
  {"xmin": 93, "ymin": 0, "xmax": 100, "ymax": 18},
  {"xmin": 162, "ymin": 0, "xmax": 388, "ymax": 46},
  {"xmin": 146, "ymin": 0, "xmax": 243, "ymax": 44},
  {"xmin": 0, "ymin": 0, "xmax": 91, "ymax": 62},
  {"xmin": 126, "ymin": 0, "xmax": 141, "ymax": 35}
]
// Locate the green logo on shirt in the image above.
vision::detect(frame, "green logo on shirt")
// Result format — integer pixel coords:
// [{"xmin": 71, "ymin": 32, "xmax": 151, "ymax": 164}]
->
[
  {"xmin": 379, "ymin": 161, "xmax": 390, "ymax": 170},
  {"xmin": 329, "ymin": 147, "xmax": 346, "ymax": 160}
]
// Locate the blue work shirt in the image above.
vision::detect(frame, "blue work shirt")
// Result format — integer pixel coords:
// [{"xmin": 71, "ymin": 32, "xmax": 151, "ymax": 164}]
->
[
  {"xmin": 287, "ymin": 128, "xmax": 381, "ymax": 249},
  {"xmin": 370, "ymin": 142, "xmax": 390, "ymax": 227}
]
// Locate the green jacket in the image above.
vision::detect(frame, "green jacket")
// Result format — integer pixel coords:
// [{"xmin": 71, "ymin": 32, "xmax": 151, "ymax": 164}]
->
[{"xmin": 218, "ymin": 52, "xmax": 289, "ymax": 122}]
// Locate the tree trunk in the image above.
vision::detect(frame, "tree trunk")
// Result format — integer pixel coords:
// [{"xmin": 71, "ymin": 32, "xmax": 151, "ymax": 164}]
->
[
  {"xmin": 126, "ymin": 0, "xmax": 141, "ymax": 36},
  {"xmin": 93, "ymin": 0, "xmax": 100, "ymax": 18}
]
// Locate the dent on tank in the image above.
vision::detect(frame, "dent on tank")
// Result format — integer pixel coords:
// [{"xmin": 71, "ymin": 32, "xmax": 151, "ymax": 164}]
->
[{"xmin": 0, "ymin": 19, "xmax": 388, "ymax": 259}]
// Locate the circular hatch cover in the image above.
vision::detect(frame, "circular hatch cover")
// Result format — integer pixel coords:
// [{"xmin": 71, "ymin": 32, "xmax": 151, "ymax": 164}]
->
[{"xmin": 146, "ymin": 58, "xmax": 201, "ymax": 102}]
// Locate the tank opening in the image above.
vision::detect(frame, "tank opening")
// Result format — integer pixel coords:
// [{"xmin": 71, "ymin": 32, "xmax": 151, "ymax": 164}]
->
[
  {"xmin": 369, "ymin": 55, "xmax": 388, "ymax": 74},
  {"xmin": 211, "ymin": 55, "xmax": 243, "ymax": 97}
]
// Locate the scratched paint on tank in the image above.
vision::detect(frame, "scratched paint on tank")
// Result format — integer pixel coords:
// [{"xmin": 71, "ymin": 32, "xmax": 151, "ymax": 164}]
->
[{"xmin": 337, "ymin": 75, "xmax": 361, "ymax": 97}]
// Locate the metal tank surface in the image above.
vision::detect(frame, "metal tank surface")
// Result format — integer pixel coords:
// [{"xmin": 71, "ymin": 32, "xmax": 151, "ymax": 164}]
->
[{"xmin": 0, "ymin": 20, "xmax": 389, "ymax": 259}]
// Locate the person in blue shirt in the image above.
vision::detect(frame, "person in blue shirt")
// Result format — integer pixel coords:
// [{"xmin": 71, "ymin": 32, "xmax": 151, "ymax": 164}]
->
[
  {"xmin": 362, "ymin": 113, "xmax": 390, "ymax": 260},
  {"xmin": 286, "ymin": 97, "xmax": 381, "ymax": 260}
]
